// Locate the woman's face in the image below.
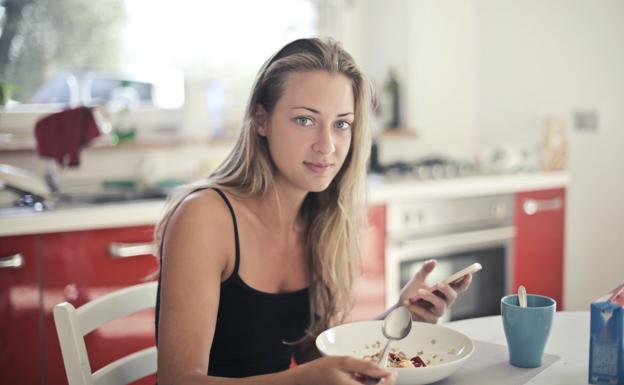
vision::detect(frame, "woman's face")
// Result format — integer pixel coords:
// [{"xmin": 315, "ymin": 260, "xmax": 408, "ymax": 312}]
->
[{"xmin": 258, "ymin": 70, "xmax": 355, "ymax": 194}]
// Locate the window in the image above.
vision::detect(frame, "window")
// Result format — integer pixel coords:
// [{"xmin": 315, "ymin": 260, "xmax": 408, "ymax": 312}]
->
[{"xmin": 0, "ymin": 0, "xmax": 318, "ymax": 135}]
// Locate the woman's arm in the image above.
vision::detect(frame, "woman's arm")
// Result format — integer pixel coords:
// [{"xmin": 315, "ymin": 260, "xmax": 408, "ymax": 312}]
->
[
  {"xmin": 157, "ymin": 190, "xmax": 394, "ymax": 385},
  {"xmin": 156, "ymin": 189, "xmax": 232, "ymax": 385}
]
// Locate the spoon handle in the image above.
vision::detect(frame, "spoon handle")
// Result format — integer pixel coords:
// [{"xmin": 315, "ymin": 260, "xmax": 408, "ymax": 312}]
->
[
  {"xmin": 362, "ymin": 340, "xmax": 391, "ymax": 385},
  {"xmin": 375, "ymin": 339, "xmax": 392, "ymax": 367},
  {"xmin": 518, "ymin": 285, "xmax": 528, "ymax": 307}
]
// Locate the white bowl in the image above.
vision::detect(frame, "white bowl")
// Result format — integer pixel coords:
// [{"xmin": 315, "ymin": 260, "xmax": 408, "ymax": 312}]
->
[{"xmin": 316, "ymin": 321, "xmax": 474, "ymax": 385}]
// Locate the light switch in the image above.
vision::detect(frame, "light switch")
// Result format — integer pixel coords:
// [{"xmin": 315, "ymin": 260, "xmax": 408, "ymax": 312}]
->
[{"xmin": 573, "ymin": 109, "xmax": 599, "ymax": 132}]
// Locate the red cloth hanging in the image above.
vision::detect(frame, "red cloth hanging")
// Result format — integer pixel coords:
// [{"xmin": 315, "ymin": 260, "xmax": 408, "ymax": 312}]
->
[{"xmin": 34, "ymin": 106, "xmax": 101, "ymax": 167}]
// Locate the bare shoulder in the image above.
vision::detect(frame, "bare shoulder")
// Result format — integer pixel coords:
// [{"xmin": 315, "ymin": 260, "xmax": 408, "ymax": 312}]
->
[
  {"xmin": 172, "ymin": 188, "xmax": 231, "ymax": 224},
  {"xmin": 162, "ymin": 188, "xmax": 235, "ymax": 277},
  {"xmin": 157, "ymin": 188, "xmax": 235, "ymax": 380}
]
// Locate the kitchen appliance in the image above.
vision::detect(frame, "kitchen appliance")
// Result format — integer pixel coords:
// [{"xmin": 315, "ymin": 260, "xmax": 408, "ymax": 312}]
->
[
  {"xmin": 369, "ymin": 142, "xmax": 478, "ymax": 181},
  {"xmin": 385, "ymin": 194, "xmax": 515, "ymax": 322}
]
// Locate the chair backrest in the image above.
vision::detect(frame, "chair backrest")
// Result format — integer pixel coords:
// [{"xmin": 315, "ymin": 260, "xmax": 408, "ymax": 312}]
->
[{"xmin": 53, "ymin": 281, "xmax": 158, "ymax": 385}]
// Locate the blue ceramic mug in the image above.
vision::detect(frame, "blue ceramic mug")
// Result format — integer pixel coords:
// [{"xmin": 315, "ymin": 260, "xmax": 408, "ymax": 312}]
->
[{"xmin": 501, "ymin": 294, "xmax": 556, "ymax": 368}]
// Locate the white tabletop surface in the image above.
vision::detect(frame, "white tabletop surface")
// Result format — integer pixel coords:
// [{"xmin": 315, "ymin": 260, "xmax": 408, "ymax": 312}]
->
[{"xmin": 444, "ymin": 311, "xmax": 589, "ymax": 384}]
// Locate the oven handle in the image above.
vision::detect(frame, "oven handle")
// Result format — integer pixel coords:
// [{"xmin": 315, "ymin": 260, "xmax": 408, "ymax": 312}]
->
[
  {"xmin": 522, "ymin": 197, "xmax": 562, "ymax": 216},
  {"xmin": 388, "ymin": 226, "xmax": 516, "ymax": 262}
]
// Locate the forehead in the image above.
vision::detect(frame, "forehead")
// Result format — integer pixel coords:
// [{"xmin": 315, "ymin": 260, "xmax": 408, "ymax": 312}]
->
[{"xmin": 277, "ymin": 70, "xmax": 354, "ymax": 113}]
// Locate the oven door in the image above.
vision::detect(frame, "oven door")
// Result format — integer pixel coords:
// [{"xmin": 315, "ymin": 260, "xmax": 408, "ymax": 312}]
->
[{"xmin": 385, "ymin": 226, "xmax": 515, "ymax": 322}]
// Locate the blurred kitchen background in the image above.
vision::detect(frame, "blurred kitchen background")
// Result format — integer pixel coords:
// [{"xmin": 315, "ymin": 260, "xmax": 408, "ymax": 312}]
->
[
  {"xmin": 1, "ymin": 0, "xmax": 623, "ymax": 322},
  {"xmin": 3, "ymin": 1, "xmax": 624, "ymax": 383}
]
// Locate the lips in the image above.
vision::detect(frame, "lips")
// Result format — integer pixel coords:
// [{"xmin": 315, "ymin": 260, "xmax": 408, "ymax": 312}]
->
[{"xmin": 303, "ymin": 161, "xmax": 334, "ymax": 173}]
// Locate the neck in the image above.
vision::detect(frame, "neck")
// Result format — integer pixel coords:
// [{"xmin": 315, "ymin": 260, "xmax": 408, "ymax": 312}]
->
[{"xmin": 253, "ymin": 177, "xmax": 307, "ymax": 233}]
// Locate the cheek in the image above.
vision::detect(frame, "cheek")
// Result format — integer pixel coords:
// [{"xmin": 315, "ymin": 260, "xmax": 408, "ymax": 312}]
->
[
  {"xmin": 337, "ymin": 133, "xmax": 352, "ymax": 159},
  {"xmin": 267, "ymin": 129, "xmax": 301, "ymax": 163}
]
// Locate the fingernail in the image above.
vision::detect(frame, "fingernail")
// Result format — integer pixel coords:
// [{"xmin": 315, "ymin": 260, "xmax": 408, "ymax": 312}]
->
[{"xmin": 380, "ymin": 373, "xmax": 397, "ymax": 383}]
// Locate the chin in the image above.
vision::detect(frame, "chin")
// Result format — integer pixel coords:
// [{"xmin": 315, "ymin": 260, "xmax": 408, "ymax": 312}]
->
[
  {"xmin": 308, "ymin": 184, "xmax": 331, "ymax": 193},
  {"xmin": 303, "ymin": 178, "xmax": 334, "ymax": 193}
]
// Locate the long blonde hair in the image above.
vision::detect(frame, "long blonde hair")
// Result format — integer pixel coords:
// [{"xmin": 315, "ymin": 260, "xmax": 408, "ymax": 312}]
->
[{"xmin": 155, "ymin": 37, "xmax": 372, "ymax": 336}]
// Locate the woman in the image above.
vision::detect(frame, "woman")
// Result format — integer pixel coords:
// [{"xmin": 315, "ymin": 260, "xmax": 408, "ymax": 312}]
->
[{"xmin": 155, "ymin": 38, "xmax": 472, "ymax": 385}]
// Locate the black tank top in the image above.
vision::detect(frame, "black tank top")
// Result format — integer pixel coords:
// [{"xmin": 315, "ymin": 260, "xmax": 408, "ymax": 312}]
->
[{"xmin": 155, "ymin": 188, "xmax": 310, "ymax": 377}]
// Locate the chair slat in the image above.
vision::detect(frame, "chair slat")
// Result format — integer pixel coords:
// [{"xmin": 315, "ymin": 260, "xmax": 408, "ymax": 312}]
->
[
  {"xmin": 54, "ymin": 281, "xmax": 158, "ymax": 385},
  {"xmin": 93, "ymin": 347, "xmax": 157, "ymax": 385},
  {"xmin": 78, "ymin": 282, "xmax": 158, "ymax": 335}
]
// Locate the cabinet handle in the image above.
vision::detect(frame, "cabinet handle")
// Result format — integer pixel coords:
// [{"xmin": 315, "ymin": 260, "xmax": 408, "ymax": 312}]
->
[
  {"xmin": 522, "ymin": 197, "xmax": 563, "ymax": 216},
  {"xmin": 0, "ymin": 253, "xmax": 25, "ymax": 269},
  {"xmin": 108, "ymin": 242, "xmax": 155, "ymax": 258}
]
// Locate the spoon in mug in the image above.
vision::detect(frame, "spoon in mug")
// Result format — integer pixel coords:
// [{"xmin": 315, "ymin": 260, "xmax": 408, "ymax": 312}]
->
[
  {"xmin": 363, "ymin": 306, "xmax": 412, "ymax": 385},
  {"xmin": 518, "ymin": 285, "xmax": 528, "ymax": 308}
]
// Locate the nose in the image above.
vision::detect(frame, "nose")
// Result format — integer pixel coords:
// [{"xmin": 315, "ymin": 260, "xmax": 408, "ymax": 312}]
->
[{"xmin": 312, "ymin": 123, "xmax": 336, "ymax": 155}]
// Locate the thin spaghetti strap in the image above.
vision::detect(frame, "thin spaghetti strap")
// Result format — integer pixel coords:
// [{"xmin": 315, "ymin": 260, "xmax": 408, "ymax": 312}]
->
[{"xmin": 211, "ymin": 188, "xmax": 240, "ymax": 274}]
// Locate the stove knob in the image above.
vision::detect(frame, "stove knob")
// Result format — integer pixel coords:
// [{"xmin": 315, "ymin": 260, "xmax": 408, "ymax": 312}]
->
[
  {"xmin": 491, "ymin": 202, "xmax": 507, "ymax": 218},
  {"xmin": 417, "ymin": 209, "xmax": 426, "ymax": 224}
]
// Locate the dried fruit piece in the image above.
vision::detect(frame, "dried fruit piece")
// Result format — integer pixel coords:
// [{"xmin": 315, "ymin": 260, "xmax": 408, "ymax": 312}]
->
[{"xmin": 410, "ymin": 355, "xmax": 427, "ymax": 367}]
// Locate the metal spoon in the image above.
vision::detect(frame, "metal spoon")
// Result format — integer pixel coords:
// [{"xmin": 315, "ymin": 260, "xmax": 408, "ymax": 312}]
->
[
  {"xmin": 364, "ymin": 306, "xmax": 412, "ymax": 384},
  {"xmin": 518, "ymin": 285, "xmax": 528, "ymax": 308}
]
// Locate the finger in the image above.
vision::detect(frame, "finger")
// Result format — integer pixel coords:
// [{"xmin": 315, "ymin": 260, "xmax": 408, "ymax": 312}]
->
[
  {"xmin": 451, "ymin": 273, "xmax": 472, "ymax": 293},
  {"xmin": 415, "ymin": 289, "xmax": 447, "ymax": 317},
  {"xmin": 338, "ymin": 356, "xmax": 391, "ymax": 378},
  {"xmin": 379, "ymin": 372, "xmax": 398, "ymax": 384},
  {"xmin": 350, "ymin": 371, "xmax": 395, "ymax": 385},
  {"xmin": 350, "ymin": 372, "xmax": 367, "ymax": 383},
  {"xmin": 415, "ymin": 259, "xmax": 437, "ymax": 282},
  {"xmin": 403, "ymin": 299, "xmax": 438, "ymax": 323},
  {"xmin": 435, "ymin": 283, "xmax": 458, "ymax": 307}
]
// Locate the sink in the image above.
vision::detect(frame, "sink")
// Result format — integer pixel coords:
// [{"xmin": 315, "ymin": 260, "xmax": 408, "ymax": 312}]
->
[
  {"xmin": 0, "ymin": 205, "xmax": 46, "ymax": 216},
  {"xmin": 56, "ymin": 187, "xmax": 170, "ymax": 205},
  {"xmin": 0, "ymin": 187, "xmax": 171, "ymax": 216}
]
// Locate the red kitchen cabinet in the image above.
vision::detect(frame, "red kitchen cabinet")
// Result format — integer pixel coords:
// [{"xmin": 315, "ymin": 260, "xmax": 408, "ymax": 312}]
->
[
  {"xmin": 350, "ymin": 204, "xmax": 386, "ymax": 321},
  {"xmin": 42, "ymin": 225, "xmax": 159, "ymax": 385},
  {"xmin": 0, "ymin": 234, "xmax": 42, "ymax": 385},
  {"xmin": 513, "ymin": 188, "xmax": 565, "ymax": 310}
]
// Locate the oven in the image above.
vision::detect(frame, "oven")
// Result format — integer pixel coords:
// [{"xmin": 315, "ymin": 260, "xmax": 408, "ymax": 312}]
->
[{"xmin": 385, "ymin": 194, "xmax": 515, "ymax": 322}]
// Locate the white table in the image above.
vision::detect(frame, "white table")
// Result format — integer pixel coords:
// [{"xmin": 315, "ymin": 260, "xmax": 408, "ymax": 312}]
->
[{"xmin": 444, "ymin": 311, "xmax": 589, "ymax": 384}]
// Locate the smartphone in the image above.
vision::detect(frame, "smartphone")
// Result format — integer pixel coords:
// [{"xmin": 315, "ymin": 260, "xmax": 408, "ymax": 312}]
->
[
  {"xmin": 439, "ymin": 262, "xmax": 482, "ymax": 285},
  {"xmin": 408, "ymin": 262, "xmax": 482, "ymax": 305}
]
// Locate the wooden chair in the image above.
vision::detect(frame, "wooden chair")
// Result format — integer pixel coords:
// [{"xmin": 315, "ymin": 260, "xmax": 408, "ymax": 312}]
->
[{"xmin": 53, "ymin": 281, "xmax": 158, "ymax": 385}]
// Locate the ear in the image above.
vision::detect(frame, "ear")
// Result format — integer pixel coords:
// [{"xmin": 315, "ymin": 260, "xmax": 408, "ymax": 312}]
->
[{"xmin": 254, "ymin": 104, "xmax": 269, "ymax": 137}]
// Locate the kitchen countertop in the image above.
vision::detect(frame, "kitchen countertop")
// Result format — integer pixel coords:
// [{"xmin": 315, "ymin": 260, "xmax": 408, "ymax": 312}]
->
[
  {"xmin": 368, "ymin": 170, "xmax": 570, "ymax": 203},
  {"xmin": 0, "ymin": 171, "xmax": 569, "ymax": 237},
  {"xmin": 0, "ymin": 200, "xmax": 166, "ymax": 237}
]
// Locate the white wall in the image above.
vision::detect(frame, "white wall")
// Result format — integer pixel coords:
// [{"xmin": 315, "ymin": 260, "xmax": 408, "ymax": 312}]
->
[
  {"xmin": 341, "ymin": 0, "xmax": 478, "ymax": 161},
  {"xmin": 475, "ymin": 0, "xmax": 624, "ymax": 309},
  {"xmin": 405, "ymin": 0, "xmax": 478, "ymax": 156},
  {"xmin": 344, "ymin": 0, "xmax": 624, "ymax": 308}
]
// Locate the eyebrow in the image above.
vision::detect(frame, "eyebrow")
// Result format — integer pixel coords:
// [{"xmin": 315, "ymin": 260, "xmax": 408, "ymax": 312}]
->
[{"xmin": 291, "ymin": 106, "xmax": 354, "ymax": 118}]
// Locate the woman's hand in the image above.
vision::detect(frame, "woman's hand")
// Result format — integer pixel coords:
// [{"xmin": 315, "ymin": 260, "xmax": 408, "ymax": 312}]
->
[
  {"xmin": 294, "ymin": 356, "xmax": 397, "ymax": 385},
  {"xmin": 397, "ymin": 259, "xmax": 472, "ymax": 323}
]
